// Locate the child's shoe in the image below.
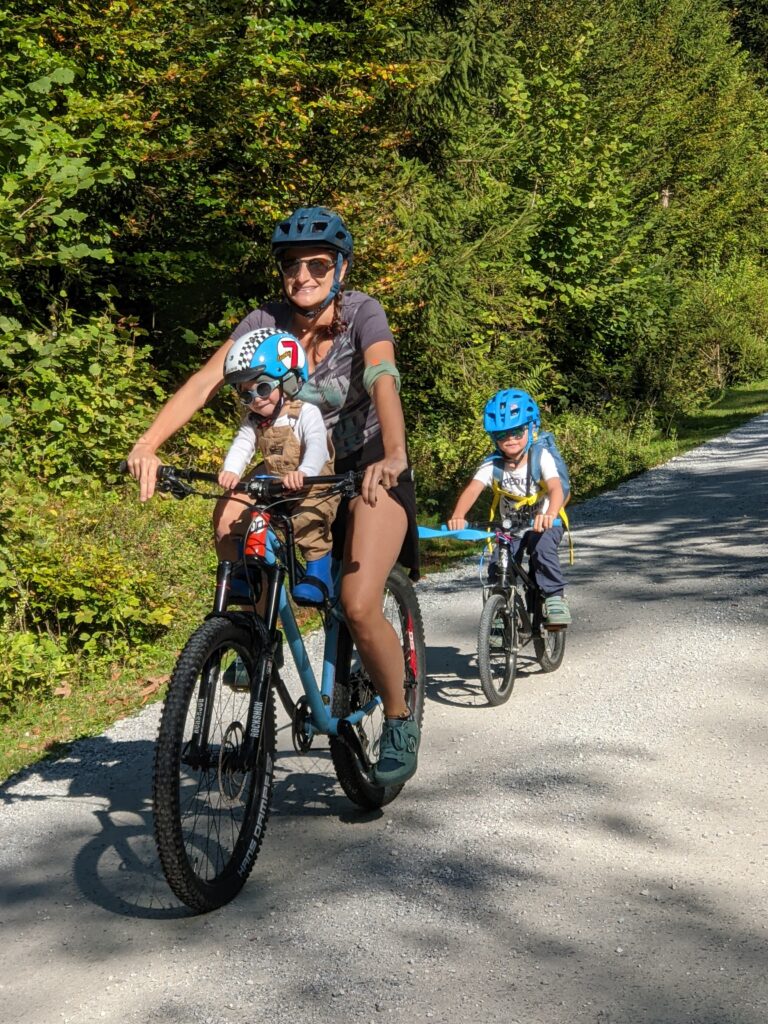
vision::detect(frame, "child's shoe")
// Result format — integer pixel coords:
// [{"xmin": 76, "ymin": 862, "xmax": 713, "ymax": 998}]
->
[
  {"xmin": 372, "ymin": 715, "xmax": 420, "ymax": 786},
  {"xmin": 543, "ymin": 594, "xmax": 571, "ymax": 627},
  {"xmin": 292, "ymin": 553, "xmax": 334, "ymax": 606}
]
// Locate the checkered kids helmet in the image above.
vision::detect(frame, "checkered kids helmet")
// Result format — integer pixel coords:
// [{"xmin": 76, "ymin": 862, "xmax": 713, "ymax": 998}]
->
[
  {"xmin": 223, "ymin": 328, "xmax": 308, "ymax": 396},
  {"xmin": 483, "ymin": 389, "xmax": 541, "ymax": 434}
]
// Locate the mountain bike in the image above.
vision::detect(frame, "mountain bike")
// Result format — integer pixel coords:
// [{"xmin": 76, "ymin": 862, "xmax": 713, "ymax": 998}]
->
[
  {"xmin": 122, "ymin": 463, "xmax": 426, "ymax": 913},
  {"xmin": 419, "ymin": 513, "xmax": 566, "ymax": 706},
  {"xmin": 476, "ymin": 511, "xmax": 566, "ymax": 705}
]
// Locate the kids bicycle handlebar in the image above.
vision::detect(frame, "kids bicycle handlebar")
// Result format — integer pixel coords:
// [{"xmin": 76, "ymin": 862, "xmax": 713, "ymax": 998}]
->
[{"xmin": 418, "ymin": 514, "xmax": 563, "ymax": 543}]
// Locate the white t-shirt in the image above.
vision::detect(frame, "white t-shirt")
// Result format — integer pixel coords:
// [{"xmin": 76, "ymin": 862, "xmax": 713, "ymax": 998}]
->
[
  {"xmin": 473, "ymin": 449, "xmax": 559, "ymax": 519},
  {"xmin": 222, "ymin": 401, "xmax": 330, "ymax": 478}
]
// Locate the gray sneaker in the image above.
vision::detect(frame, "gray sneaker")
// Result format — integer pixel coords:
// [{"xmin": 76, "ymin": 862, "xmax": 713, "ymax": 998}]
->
[
  {"xmin": 373, "ymin": 717, "xmax": 420, "ymax": 786},
  {"xmin": 544, "ymin": 594, "xmax": 571, "ymax": 626}
]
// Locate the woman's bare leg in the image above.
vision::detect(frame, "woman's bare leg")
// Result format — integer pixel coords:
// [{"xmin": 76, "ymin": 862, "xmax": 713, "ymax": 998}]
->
[{"xmin": 340, "ymin": 492, "xmax": 410, "ymax": 718}]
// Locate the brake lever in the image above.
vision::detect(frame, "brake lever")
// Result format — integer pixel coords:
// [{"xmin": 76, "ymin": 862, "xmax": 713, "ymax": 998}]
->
[{"xmin": 157, "ymin": 478, "xmax": 194, "ymax": 499}]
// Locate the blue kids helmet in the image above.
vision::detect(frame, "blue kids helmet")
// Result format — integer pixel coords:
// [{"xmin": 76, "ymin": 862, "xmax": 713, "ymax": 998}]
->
[
  {"xmin": 223, "ymin": 328, "xmax": 308, "ymax": 397},
  {"xmin": 271, "ymin": 206, "xmax": 353, "ymax": 319},
  {"xmin": 483, "ymin": 388, "xmax": 541, "ymax": 450}
]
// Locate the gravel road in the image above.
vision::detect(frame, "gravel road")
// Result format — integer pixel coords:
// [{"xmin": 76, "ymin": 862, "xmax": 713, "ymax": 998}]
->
[{"xmin": 1, "ymin": 417, "xmax": 767, "ymax": 1024}]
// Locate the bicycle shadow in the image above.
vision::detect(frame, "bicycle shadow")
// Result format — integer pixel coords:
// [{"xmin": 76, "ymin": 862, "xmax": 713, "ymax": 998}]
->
[
  {"xmin": 425, "ymin": 643, "xmax": 548, "ymax": 708},
  {"xmin": 0, "ymin": 725, "xmax": 386, "ymax": 923},
  {"xmin": 0, "ymin": 733, "xmax": 191, "ymax": 920},
  {"xmin": 270, "ymin": 732, "xmax": 384, "ymax": 824}
]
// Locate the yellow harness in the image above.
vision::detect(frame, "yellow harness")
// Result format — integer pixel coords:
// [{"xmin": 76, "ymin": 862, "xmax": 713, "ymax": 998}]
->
[{"xmin": 489, "ymin": 477, "xmax": 574, "ymax": 565}]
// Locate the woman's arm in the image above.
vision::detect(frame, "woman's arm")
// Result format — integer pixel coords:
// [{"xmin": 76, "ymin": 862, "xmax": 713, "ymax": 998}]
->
[
  {"xmin": 127, "ymin": 338, "xmax": 234, "ymax": 501},
  {"xmin": 360, "ymin": 339, "xmax": 408, "ymax": 506}
]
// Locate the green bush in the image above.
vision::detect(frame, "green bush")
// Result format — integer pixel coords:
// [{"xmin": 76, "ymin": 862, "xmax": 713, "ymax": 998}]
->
[
  {"xmin": 0, "ymin": 309, "xmax": 164, "ymax": 488},
  {"xmin": 0, "ymin": 476, "xmax": 218, "ymax": 714},
  {"xmin": 0, "ymin": 628, "xmax": 70, "ymax": 712}
]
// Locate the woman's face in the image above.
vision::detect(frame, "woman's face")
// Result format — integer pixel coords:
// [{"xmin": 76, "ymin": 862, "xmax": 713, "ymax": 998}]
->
[{"xmin": 278, "ymin": 246, "xmax": 346, "ymax": 312}]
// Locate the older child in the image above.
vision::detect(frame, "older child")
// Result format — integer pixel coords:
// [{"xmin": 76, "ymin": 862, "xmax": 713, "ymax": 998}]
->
[
  {"xmin": 448, "ymin": 388, "xmax": 571, "ymax": 626},
  {"xmin": 215, "ymin": 327, "xmax": 339, "ymax": 606}
]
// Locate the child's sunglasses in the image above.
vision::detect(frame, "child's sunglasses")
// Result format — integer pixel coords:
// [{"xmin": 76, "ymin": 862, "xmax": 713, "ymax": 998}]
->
[
  {"xmin": 236, "ymin": 377, "xmax": 281, "ymax": 404},
  {"xmin": 492, "ymin": 426, "xmax": 528, "ymax": 441}
]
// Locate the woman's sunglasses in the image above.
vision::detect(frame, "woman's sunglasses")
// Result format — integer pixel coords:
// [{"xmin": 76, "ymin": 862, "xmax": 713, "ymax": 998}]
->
[
  {"xmin": 236, "ymin": 377, "xmax": 281, "ymax": 404},
  {"xmin": 492, "ymin": 426, "xmax": 528, "ymax": 441},
  {"xmin": 278, "ymin": 256, "xmax": 335, "ymax": 278}
]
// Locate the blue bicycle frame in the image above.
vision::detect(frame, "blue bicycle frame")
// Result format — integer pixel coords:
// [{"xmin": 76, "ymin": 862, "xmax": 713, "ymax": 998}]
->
[{"xmin": 222, "ymin": 521, "xmax": 382, "ymax": 743}]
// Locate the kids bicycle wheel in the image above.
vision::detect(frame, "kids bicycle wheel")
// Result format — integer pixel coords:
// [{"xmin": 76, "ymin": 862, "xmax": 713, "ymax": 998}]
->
[
  {"xmin": 477, "ymin": 589, "xmax": 520, "ymax": 705},
  {"xmin": 533, "ymin": 617, "xmax": 567, "ymax": 672},
  {"xmin": 330, "ymin": 566, "xmax": 426, "ymax": 810},
  {"xmin": 153, "ymin": 614, "xmax": 275, "ymax": 913}
]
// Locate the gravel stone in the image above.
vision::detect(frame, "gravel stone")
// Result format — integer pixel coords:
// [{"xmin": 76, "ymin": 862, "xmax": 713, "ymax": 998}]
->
[{"xmin": 1, "ymin": 415, "xmax": 767, "ymax": 1023}]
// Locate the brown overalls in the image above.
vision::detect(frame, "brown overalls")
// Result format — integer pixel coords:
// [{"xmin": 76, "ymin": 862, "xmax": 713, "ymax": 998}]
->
[{"xmin": 256, "ymin": 399, "xmax": 340, "ymax": 561}]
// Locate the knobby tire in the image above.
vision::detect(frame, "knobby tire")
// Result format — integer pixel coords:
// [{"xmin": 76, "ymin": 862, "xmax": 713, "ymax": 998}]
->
[
  {"xmin": 153, "ymin": 615, "xmax": 275, "ymax": 913},
  {"xmin": 477, "ymin": 589, "xmax": 518, "ymax": 705},
  {"xmin": 330, "ymin": 566, "xmax": 426, "ymax": 809},
  {"xmin": 533, "ymin": 604, "xmax": 567, "ymax": 672}
]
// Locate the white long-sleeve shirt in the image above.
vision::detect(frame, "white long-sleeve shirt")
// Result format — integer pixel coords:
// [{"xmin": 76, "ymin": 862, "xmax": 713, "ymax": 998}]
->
[{"xmin": 222, "ymin": 401, "xmax": 330, "ymax": 478}]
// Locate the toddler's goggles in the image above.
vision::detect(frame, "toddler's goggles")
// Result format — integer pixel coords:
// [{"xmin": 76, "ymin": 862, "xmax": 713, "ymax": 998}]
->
[
  {"xmin": 491, "ymin": 425, "xmax": 528, "ymax": 442},
  {"xmin": 236, "ymin": 377, "xmax": 281, "ymax": 404}
]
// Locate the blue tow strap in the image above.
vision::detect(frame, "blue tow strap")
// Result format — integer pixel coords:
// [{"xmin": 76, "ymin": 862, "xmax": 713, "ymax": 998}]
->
[{"xmin": 417, "ymin": 526, "xmax": 492, "ymax": 542}]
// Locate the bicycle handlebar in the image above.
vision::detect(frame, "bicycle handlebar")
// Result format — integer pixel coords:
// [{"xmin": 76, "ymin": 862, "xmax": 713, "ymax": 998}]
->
[{"xmin": 118, "ymin": 461, "xmax": 413, "ymax": 502}]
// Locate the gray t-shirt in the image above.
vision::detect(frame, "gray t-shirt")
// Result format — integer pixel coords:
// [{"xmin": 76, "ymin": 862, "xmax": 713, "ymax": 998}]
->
[{"xmin": 231, "ymin": 290, "xmax": 395, "ymax": 462}]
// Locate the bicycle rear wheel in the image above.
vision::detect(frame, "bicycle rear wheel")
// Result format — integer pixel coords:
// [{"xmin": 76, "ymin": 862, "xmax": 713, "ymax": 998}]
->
[
  {"xmin": 153, "ymin": 615, "xmax": 275, "ymax": 913},
  {"xmin": 477, "ymin": 589, "xmax": 519, "ymax": 705},
  {"xmin": 533, "ymin": 619, "xmax": 566, "ymax": 672},
  {"xmin": 330, "ymin": 566, "xmax": 426, "ymax": 809}
]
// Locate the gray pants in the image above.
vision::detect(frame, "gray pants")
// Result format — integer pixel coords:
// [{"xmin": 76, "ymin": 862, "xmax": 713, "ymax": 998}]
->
[{"xmin": 489, "ymin": 526, "xmax": 567, "ymax": 596}]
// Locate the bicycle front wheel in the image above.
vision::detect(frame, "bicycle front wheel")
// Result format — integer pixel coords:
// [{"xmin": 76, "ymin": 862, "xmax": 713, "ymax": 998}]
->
[
  {"xmin": 153, "ymin": 615, "xmax": 276, "ymax": 913},
  {"xmin": 477, "ymin": 590, "xmax": 518, "ymax": 705},
  {"xmin": 330, "ymin": 566, "xmax": 426, "ymax": 810}
]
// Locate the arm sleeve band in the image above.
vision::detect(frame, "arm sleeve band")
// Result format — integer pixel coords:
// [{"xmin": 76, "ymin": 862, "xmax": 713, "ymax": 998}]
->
[{"xmin": 362, "ymin": 359, "xmax": 401, "ymax": 395}]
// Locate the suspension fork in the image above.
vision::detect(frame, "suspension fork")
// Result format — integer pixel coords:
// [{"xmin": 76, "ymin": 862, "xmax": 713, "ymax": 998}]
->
[{"xmin": 239, "ymin": 562, "xmax": 285, "ymax": 770}]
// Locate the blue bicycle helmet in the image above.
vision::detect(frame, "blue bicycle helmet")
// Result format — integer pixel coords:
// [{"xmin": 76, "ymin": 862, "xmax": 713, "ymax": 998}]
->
[
  {"xmin": 270, "ymin": 206, "xmax": 353, "ymax": 319},
  {"xmin": 483, "ymin": 389, "xmax": 541, "ymax": 447},
  {"xmin": 223, "ymin": 328, "xmax": 308, "ymax": 397}
]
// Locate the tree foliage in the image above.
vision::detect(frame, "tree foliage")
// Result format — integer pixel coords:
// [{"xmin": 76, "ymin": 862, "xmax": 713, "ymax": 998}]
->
[{"xmin": 2, "ymin": 0, "xmax": 768, "ymax": 711}]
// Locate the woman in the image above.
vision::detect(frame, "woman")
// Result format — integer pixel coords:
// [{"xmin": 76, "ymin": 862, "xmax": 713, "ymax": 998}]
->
[{"xmin": 127, "ymin": 206, "xmax": 421, "ymax": 785}]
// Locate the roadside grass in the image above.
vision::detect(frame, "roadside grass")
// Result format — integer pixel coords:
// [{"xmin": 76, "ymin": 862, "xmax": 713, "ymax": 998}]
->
[
  {"xmin": 673, "ymin": 380, "xmax": 768, "ymax": 449},
  {"xmin": 2, "ymin": 378, "xmax": 767, "ymax": 783}
]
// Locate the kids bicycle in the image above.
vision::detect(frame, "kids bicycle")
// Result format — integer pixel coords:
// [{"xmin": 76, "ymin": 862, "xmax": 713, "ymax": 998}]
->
[
  {"xmin": 419, "ymin": 512, "xmax": 566, "ymax": 706},
  {"xmin": 122, "ymin": 463, "xmax": 426, "ymax": 913}
]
